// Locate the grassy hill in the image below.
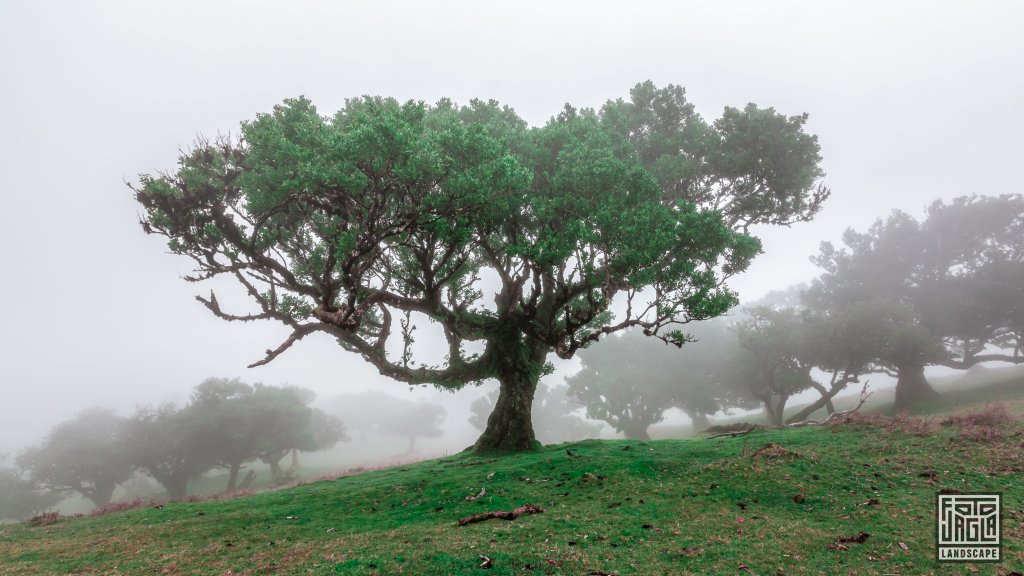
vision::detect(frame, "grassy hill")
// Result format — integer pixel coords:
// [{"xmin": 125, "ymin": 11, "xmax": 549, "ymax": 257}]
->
[{"xmin": 2, "ymin": 408, "xmax": 1022, "ymax": 575}]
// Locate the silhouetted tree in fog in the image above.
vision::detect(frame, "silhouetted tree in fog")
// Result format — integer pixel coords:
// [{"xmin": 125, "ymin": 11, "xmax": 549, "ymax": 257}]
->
[
  {"xmin": 808, "ymin": 194, "xmax": 1024, "ymax": 409},
  {"xmin": 730, "ymin": 307, "xmax": 818, "ymax": 426},
  {"xmin": 566, "ymin": 323, "xmax": 750, "ymax": 438},
  {"xmin": 325, "ymin": 391, "xmax": 397, "ymax": 443},
  {"xmin": 0, "ymin": 463, "xmax": 60, "ymax": 521},
  {"xmin": 187, "ymin": 378, "xmax": 347, "ymax": 490},
  {"xmin": 382, "ymin": 401, "xmax": 446, "ymax": 455},
  {"xmin": 123, "ymin": 404, "xmax": 216, "ymax": 500},
  {"xmin": 17, "ymin": 408, "xmax": 134, "ymax": 508}
]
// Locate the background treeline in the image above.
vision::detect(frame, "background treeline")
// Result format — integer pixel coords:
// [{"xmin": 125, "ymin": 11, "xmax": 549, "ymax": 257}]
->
[
  {"xmin": 0, "ymin": 378, "xmax": 346, "ymax": 520},
  {"xmin": 567, "ymin": 194, "xmax": 1024, "ymax": 437}
]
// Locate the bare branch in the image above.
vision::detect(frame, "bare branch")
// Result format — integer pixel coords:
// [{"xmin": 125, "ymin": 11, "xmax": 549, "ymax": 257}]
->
[{"xmin": 248, "ymin": 324, "xmax": 321, "ymax": 368}]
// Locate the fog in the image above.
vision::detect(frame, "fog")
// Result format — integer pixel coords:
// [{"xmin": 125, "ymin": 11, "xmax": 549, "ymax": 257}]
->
[{"xmin": 1, "ymin": 0, "xmax": 1023, "ymax": 475}]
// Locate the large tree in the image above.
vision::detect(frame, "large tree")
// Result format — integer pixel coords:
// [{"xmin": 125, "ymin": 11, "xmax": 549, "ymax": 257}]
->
[
  {"xmin": 17, "ymin": 408, "xmax": 134, "ymax": 508},
  {"xmin": 807, "ymin": 194, "xmax": 1024, "ymax": 409},
  {"xmin": 134, "ymin": 82, "xmax": 827, "ymax": 452}
]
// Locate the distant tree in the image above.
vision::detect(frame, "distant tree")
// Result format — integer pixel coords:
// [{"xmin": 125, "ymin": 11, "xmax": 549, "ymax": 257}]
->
[
  {"xmin": 566, "ymin": 333, "xmax": 672, "ymax": 440},
  {"xmin": 324, "ymin": 391, "xmax": 397, "ymax": 443},
  {"xmin": 134, "ymin": 82, "xmax": 827, "ymax": 452},
  {"xmin": 185, "ymin": 379, "xmax": 348, "ymax": 489},
  {"xmin": 778, "ymin": 300, "xmax": 883, "ymax": 423},
  {"xmin": 0, "ymin": 464, "xmax": 60, "ymax": 521},
  {"xmin": 123, "ymin": 404, "xmax": 216, "ymax": 500},
  {"xmin": 187, "ymin": 378, "xmax": 258, "ymax": 492},
  {"xmin": 324, "ymin": 391, "xmax": 441, "ymax": 453},
  {"xmin": 566, "ymin": 323, "xmax": 748, "ymax": 439},
  {"xmin": 808, "ymin": 195, "xmax": 1024, "ymax": 409},
  {"xmin": 381, "ymin": 401, "xmax": 447, "ymax": 455},
  {"xmin": 17, "ymin": 408, "xmax": 134, "ymax": 508},
  {"xmin": 279, "ymin": 408, "xmax": 348, "ymax": 475},
  {"xmin": 469, "ymin": 383, "xmax": 602, "ymax": 444},
  {"xmin": 245, "ymin": 385, "xmax": 346, "ymax": 482},
  {"xmin": 730, "ymin": 307, "xmax": 818, "ymax": 426},
  {"xmin": 300, "ymin": 408, "xmax": 348, "ymax": 464}
]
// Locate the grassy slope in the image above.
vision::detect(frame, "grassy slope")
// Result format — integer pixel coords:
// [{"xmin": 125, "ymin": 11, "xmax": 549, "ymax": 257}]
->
[{"xmin": 2, "ymin": 416, "xmax": 1022, "ymax": 575}]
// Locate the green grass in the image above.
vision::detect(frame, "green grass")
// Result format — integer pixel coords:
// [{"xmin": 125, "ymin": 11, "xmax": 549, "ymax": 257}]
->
[{"xmin": 2, "ymin": 416, "xmax": 1022, "ymax": 575}]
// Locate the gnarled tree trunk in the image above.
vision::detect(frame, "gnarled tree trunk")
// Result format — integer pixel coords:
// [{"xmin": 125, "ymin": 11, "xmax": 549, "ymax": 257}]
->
[
  {"xmin": 269, "ymin": 459, "xmax": 285, "ymax": 483},
  {"xmin": 473, "ymin": 372, "xmax": 539, "ymax": 452},
  {"xmin": 472, "ymin": 332, "xmax": 546, "ymax": 453},
  {"xmin": 893, "ymin": 364, "xmax": 939, "ymax": 411}
]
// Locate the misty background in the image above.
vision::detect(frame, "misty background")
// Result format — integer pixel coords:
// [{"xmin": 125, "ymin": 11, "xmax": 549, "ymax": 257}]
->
[{"xmin": 2, "ymin": 1, "xmax": 1023, "ymax": 466}]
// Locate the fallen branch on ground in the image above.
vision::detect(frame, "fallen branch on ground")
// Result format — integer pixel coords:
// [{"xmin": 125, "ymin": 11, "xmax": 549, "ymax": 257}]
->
[
  {"xmin": 457, "ymin": 504, "xmax": 545, "ymax": 526},
  {"xmin": 706, "ymin": 425, "xmax": 756, "ymax": 439}
]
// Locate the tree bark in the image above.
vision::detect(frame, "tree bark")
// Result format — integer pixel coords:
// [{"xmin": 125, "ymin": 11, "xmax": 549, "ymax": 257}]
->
[
  {"xmin": 473, "ymin": 360, "xmax": 542, "ymax": 453},
  {"xmin": 893, "ymin": 364, "xmax": 940, "ymax": 411}
]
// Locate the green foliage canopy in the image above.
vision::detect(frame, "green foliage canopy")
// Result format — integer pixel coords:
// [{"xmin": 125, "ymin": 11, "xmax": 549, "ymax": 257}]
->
[{"xmin": 135, "ymin": 82, "xmax": 827, "ymax": 451}]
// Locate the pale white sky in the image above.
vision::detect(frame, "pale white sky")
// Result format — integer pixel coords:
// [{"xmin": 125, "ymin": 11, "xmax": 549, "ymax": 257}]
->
[{"xmin": 1, "ymin": 0, "xmax": 1022, "ymax": 453}]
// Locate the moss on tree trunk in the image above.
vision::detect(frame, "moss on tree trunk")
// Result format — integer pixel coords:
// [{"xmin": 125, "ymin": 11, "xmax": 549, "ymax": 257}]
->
[
  {"xmin": 472, "ymin": 369, "xmax": 541, "ymax": 453},
  {"xmin": 471, "ymin": 326, "xmax": 547, "ymax": 453}
]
